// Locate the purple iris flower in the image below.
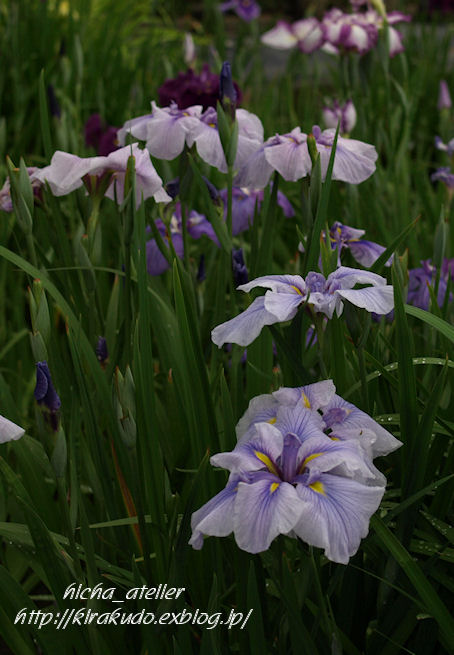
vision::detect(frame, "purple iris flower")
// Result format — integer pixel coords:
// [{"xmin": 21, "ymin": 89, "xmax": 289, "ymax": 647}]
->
[
  {"xmin": 219, "ymin": 0, "xmax": 261, "ymax": 22},
  {"xmin": 431, "ymin": 167, "xmax": 454, "ymax": 188},
  {"xmin": 407, "ymin": 259, "xmax": 453, "ymax": 310},
  {"xmin": 434, "ymin": 136, "xmax": 454, "ymax": 157},
  {"xmin": 189, "ymin": 409, "xmax": 385, "ymax": 562},
  {"xmin": 158, "ymin": 64, "xmax": 242, "ymax": 111},
  {"xmin": 211, "ymin": 266, "xmax": 394, "ymax": 347},
  {"xmin": 219, "ymin": 186, "xmax": 294, "ymax": 235},
  {"xmin": 327, "ymin": 221, "xmax": 390, "ymax": 268},
  {"xmin": 146, "ymin": 204, "xmax": 218, "ymax": 276},
  {"xmin": 31, "ymin": 144, "xmax": 171, "ymax": 207},
  {"xmin": 84, "ymin": 114, "xmax": 119, "ymax": 156},
  {"xmin": 34, "ymin": 361, "xmax": 61, "ymax": 416}
]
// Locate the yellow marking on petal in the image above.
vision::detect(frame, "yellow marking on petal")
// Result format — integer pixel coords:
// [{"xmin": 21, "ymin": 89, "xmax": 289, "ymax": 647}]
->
[
  {"xmin": 270, "ymin": 482, "xmax": 280, "ymax": 494},
  {"xmin": 302, "ymin": 392, "xmax": 311, "ymax": 409},
  {"xmin": 310, "ymin": 481, "xmax": 326, "ymax": 495},
  {"xmin": 330, "ymin": 436, "xmax": 340, "ymax": 441},
  {"xmin": 291, "ymin": 285, "xmax": 303, "ymax": 296},
  {"xmin": 267, "ymin": 417, "xmax": 277, "ymax": 424},
  {"xmin": 299, "ymin": 452, "xmax": 323, "ymax": 473},
  {"xmin": 208, "ymin": 122, "xmax": 216, "ymax": 128},
  {"xmin": 254, "ymin": 450, "xmax": 279, "ymax": 476}
]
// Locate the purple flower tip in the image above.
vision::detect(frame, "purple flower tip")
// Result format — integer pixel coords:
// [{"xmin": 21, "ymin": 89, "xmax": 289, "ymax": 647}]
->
[
  {"xmin": 232, "ymin": 248, "xmax": 249, "ymax": 286},
  {"xmin": 34, "ymin": 361, "xmax": 61, "ymax": 415},
  {"xmin": 96, "ymin": 337, "xmax": 109, "ymax": 365},
  {"xmin": 220, "ymin": 61, "xmax": 237, "ymax": 110}
]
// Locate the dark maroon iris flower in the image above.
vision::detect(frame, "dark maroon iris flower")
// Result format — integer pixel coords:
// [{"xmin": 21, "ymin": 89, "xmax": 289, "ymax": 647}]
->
[
  {"xmin": 84, "ymin": 114, "xmax": 119, "ymax": 156},
  {"xmin": 158, "ymin": 64, "xmax": 242, "ymax": 111}
]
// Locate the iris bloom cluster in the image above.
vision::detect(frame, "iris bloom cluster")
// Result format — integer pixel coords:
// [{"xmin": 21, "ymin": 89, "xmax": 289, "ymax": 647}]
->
[
  {"xmin": 118, "ymin": 103, "xmax": 378, "ymax": 188},
  {"xmin": 190, "ymin": 380, "xmax": 401, "ymax": 563},
  {"xmin": 145, "ymin": 189, "xmax": 293, "ymax": 275},
  {"xmin": 212, "ymin": 266, "xmax": 394, "ymax": 347},
  {"xmin": 261, "ymin": 4, "xmax": 411, "ymax": 58}
]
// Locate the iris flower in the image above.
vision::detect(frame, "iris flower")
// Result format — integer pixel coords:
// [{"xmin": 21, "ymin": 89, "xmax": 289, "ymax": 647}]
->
[
  {"xmin": 219, "ymin": 186, "xmax": 294, "ymax": 235},
  {"xmin": 117, "ymin": 102, "xmax": 203, "ymax": 161},
  {"xmin": 322, "ymin": 100, "xmax": 357, "ymax": 134},
  {"xmin": 325, "ymin": 221, "xmax": 390, "ymax": 268},
  {"xmin": 0, "ymin": 415, "xmax": 25, "ymax": 443},
  {"xmin": 146, "ymin": 204, "xmax": 218, "ymax": 276},
  {"xmin": 0, "ymin": 167, "xmax": 43, "ymax": 213},
  {"xmin": 220, "ymin": 0, "xmax": 261, "ymax": 21},
  {"xmin": 236, "ymin": 125, "xmax": 377, "ymax": 189},
  {"xmin": 211, "ymin": 266, "xmax": 394, "ymax": 347},
  {"xmin": 261, "ymin": 18, "xmax": 325, "ymax": 54},
  {"xmin": 190, "ymin": 420, "xmax": 385, "ymax": 562},
  {"xmin": 31, "ymin": 144, "xmax": 171, "ymax": 206}
]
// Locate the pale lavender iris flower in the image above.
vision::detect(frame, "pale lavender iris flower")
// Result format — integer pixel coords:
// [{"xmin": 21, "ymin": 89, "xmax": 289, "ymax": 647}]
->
[
  {"xmin": 0, "ymin": 415, "xmax": 25, "ymax": 443},
  {"xmin": 189, "ymin": 107, "xmax": 264, "ymax": 173},
  {"xmin": 189, "ymin": 421, "xmax": 385, "ymax": 562},
  {"xmin": 0, "ymin": 167, "xmax": 43, "ymax": 213},
  {"xmin": 322, "ymin": 99, "xmax": 357, "ymax": 134},
  {"xmin": 238, "ymin": 380, "xmax": 402, "ymax": 459},
  {"xmin": 31, "ymin": 145, "xmax": 171, "ymax": 206},
  {"xmin": 236, "ymin": 125, "xmax": 377, "ymax": 188},
  {"xmin": 117, "ymin": 102, "xmax": 203, "ymax": 161},
  {"xmin": 261, "ymin": 18, "xmax": 325, "ymax": 54},
  {"xmin": 211, "ymin": 266, "xmax": 393, "ymax": 347}
]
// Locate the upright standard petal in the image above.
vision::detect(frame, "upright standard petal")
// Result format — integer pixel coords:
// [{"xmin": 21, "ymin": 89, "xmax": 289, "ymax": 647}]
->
[
  {"xmin": 321, "ymin": 394, "xmax": 402, "ymax": 457},
  {"xmin": 236, "ymin": 393, "xmax": 280, "ymax": 443}
]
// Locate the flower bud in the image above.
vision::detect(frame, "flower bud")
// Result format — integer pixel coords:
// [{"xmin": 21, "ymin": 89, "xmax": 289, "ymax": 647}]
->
[{"xmin": 219, "ymin": 61, "xmax": 237, "ymax": 119}]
